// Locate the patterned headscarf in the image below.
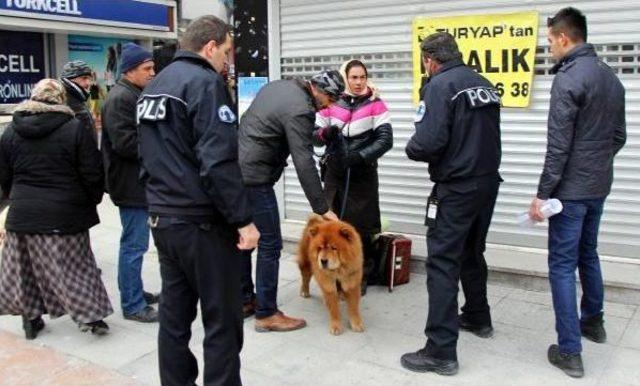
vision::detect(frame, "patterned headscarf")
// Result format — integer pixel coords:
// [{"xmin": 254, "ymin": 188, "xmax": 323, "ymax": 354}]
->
[{"xmin": 30, "ymin": 78, "xmax": 66, "ymax": 105}]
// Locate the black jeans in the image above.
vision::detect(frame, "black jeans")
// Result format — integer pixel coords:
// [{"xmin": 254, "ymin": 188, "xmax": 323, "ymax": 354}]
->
[
  {"xmin": 424, "ymin": 176, "xmax": 500, "ymax": 361},
  {"xmin": 152, "ymin": 218, "xmax": 243, "ymax": 386}
]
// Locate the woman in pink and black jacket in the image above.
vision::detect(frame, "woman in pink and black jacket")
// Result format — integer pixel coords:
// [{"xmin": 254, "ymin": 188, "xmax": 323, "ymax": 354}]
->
[{"xmin": 314, "ymin": 59, "xmax": 393, "ymax": 294}]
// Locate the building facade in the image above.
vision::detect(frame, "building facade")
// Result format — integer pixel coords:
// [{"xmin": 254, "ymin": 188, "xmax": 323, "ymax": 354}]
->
[{"xmin": 270, "ymin": 0, "xmax": 640, "ymax": 265}]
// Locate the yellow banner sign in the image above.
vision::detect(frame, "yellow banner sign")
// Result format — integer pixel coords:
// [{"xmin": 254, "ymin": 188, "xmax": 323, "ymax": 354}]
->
[{"xmin": 413, "ymin": 12, "xmax": 539, "ymax": 107}]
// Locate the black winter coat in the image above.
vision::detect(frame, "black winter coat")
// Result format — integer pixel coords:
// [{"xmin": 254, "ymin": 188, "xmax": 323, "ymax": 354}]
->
[
  {"xmin": 101, "ymin": 78, "xmax": 146, "ymax": 207},
  {"xmin": 536, "ymin": 44, "xmax": 626, "ymax": 200},
  {"xmin": 313, "ymin": 91, "xmax": 393, "ymax": 234},
  {"xmin": 0, "ymin": 101, "xmax": 104, "ymax": 234}
]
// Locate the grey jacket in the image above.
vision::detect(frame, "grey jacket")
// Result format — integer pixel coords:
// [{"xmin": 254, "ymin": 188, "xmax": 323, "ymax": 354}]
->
[
  {"xmin": 239, "ymin": 79, "xmax": 329, "ymax": 215},
  {"xmin": 537, "ymin": 44, "xmax": 626, "ymax": 200}
]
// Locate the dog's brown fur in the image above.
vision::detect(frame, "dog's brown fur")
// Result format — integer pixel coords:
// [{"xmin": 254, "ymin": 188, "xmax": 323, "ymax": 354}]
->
[{"xmin": 297, "ymin": 214, "xmax": 364, "ymax": 335}]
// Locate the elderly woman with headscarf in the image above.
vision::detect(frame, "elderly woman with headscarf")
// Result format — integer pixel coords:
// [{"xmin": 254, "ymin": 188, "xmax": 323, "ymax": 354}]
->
[
  {"xmin": 0, "ymin": 78, "xmax": 113, "ymax": 339},
  {"xmin": 313, "ymin": 60, "xmax": 394, "ymax": 295}
]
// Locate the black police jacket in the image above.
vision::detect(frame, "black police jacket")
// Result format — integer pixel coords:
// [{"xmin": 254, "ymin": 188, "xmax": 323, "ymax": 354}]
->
[
  {"xmin": 536, "ymin": 44, "xmax": 626, "ymax": 200},
  {"xmin": 405, "ymin": 59, "xmax": 501, "ymax": 183},
  {"xmin": 137, "ymin": 51, "xmax": 252, "ymax": 228}
]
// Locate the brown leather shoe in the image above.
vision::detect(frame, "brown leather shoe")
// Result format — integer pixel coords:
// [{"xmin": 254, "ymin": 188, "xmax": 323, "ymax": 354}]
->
[{"xmin": 255, "ymin": 312, "xmax": 307, "ymax": 332}]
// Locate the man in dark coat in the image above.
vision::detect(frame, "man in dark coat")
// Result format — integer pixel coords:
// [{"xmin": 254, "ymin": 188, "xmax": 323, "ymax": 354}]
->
[
  {"xmin": 138, "ymin": 16, "xmax": 259, "ymax": 385},
  {"xmin": 102, "ymin": 43, "xmax": 159, "ymax": 323},
  {"xmin": 60, "ymin": 60, "xmax": 97, "ymax": 143},
  {"xmin": 238, "ymin": 70, "xmax": 344, "ymax": 332},
  {"xmin": 401, "ymin": 32, "xmax": 502, "ymax": 376},
  {"xmin": 529, "ymin": 8, "xmax": 626, "ymax": 378}
]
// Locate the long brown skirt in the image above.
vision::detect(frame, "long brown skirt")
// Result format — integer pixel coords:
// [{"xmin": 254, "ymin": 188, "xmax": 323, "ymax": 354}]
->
[{"xmin": 0, "ymin": 231, "xmax": 113, "ymax": 323}]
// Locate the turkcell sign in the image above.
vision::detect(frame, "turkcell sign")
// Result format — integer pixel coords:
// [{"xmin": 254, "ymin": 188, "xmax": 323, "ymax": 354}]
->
[
  {"xmin": 0, "ymin": 0, "xmax": 173, "ymax": 32},
  {"xmin": 0, "ymin": 30, "xmax": 45, "ymax": 104},
  {"xmin": 5, "ymin": 0, "xmax": 81, "ymax": 15}
]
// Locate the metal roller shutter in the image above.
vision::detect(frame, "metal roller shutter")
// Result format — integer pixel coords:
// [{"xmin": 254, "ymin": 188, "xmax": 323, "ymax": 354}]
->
[{"xmin": 277, "ymin": 0, "xmax": 640, "ymax": 259}]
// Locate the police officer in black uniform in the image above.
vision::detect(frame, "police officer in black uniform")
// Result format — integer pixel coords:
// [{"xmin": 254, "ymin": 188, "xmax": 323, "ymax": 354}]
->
[
  {"xmin": 136, "ymin": 16, "xmax": 259, "ymax": 386},
  {"xmin": 400, "ymin": 32, "xmax": 502, "ymax": 376}
]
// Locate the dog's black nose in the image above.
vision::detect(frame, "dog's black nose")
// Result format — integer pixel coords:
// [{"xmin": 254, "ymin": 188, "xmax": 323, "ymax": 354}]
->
[{"xmin": 320, "ymin": 259, "xmax": 328, "ymax": 268}]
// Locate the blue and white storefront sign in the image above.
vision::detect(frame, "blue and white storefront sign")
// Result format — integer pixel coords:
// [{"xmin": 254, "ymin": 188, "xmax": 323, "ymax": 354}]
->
[
  {"xmin": 0, "ymin": 30, "xmax": 45, "ymax": 104},
  {"xmin": 238, "ymin": 77, "xmax": 269, "ymax": 120},
  {"xmin": 0, "ymin": 0, "xmax": 174, "ymax": 32}
]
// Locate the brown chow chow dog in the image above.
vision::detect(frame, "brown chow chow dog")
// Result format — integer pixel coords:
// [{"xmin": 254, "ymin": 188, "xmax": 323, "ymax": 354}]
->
[{"xmin": 298, "ymin": 214, "xmax": 364, "ymax": 335}]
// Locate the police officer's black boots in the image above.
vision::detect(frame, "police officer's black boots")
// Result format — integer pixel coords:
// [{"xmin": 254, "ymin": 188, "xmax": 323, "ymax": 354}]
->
[
  {"xmin": 580, "ymin": 312, "xmax": 606, "ymax": 343},
  {"xmin": 458, "ymin": 314, "xmax": 494, "ymax": 338},
  {"xmin": 400, "ymin": 347, "xmax": 459, "ymax": 376},
  {"xmin": 547, "ymin": 344, "xmax": 584, "ymax": 378}
]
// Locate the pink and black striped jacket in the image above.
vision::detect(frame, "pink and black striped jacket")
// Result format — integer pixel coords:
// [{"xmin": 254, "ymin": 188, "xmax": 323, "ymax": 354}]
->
[{"xmin": 314, "ymin": 91, "xmax": 393, "ymax": 164}]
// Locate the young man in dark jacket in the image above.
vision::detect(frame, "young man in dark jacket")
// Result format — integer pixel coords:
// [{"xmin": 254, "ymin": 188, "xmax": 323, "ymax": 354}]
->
[
  {"xmin": 529, "ymin": 8, "xmax": 626, "ymax": 378},
  {"xmin": 401, "ymin": 32, "xmax": 502, "ymax": 376},
  {"xmin": 238, "ymin": 70, "xmax": 344, "ymax": 332},
  {"xmin": 60, "ymin": 60, "xmax": 97, "ymax": 143},
  {"xmin": 101, "ymin": 43, "xmax": 159, "ymax": 323},
  {"xmin": 137, "ymin": 16, "xmax": 259, "ymax": 386}
]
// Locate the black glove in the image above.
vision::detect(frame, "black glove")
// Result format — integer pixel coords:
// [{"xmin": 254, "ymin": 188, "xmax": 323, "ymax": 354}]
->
[
  {"xmin": 323, "ymin": 125, "xmax": 340, "ymax": 142},
  {"xmin": 345, "ymin": 151, "xmax": 364, "ymax": 167}
]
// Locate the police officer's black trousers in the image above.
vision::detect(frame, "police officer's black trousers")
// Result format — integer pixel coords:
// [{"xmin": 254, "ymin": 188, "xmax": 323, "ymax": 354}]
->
[
  {"xmin": 152, "ymin": 219, "xmax": 243, "ymax": 386},
  {"xmin": 424, "ymin": 176, "xmax": 500, "ymax": 361}
]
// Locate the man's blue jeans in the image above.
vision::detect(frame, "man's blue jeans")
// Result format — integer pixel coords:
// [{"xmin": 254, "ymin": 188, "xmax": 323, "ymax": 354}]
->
[
  {"xmin": 119, "ymin": 207, "xmax": 150, "ymax": 315},
  {"xmin": 548, "ymin": 198, "xmax": 605, "ymax": 355},
  {"xmin": 241, "ymin": 185, "xmax": 283, "ymax": 319}
]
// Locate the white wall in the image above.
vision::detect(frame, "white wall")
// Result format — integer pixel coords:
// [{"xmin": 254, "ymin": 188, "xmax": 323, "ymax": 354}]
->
[{"xmin": 181, "ymin": 0, "xmax": 228, "ymax": 21}]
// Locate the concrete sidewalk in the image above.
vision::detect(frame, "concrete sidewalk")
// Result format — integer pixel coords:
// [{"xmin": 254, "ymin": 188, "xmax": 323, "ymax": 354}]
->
[{"xmin": 1, "ymin": 200, "xmax": 639, "ymax": 385}]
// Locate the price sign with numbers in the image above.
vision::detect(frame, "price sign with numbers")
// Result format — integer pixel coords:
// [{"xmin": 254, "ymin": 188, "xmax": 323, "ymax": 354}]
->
[{"xmin": 413, "ymin": 12, "xmax": 539, "ymax": 108}]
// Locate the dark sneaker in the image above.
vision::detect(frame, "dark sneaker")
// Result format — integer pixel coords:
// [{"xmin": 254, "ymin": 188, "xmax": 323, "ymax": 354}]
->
[
  {"xmin": 143, "ymin": 291, "xmax": 160, "ymax": 305},
  {"xmin": 22, "ymin": 316, "xmax": 45, "ymax": 340},
  {"xmin": 79, "ymin": 320, "xmax": 110, "ymax": 336},
  {"xmin": 124, "ymin": 305, "xmax": 159, "ymax": 323},
  {"xmin": 400, "ymin": 348, "xmax": 459, "ymax": 376},
  {"xmin": 548, "ymin": 344, "xmax": 584, "ymax": 378},
  {"xmin": 458, "ymin": 314, "xmax": 494, "ymax": 338},
  {"xmin": 581, "ymin": 312, "xmax": 606, "ymax": 343}
]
